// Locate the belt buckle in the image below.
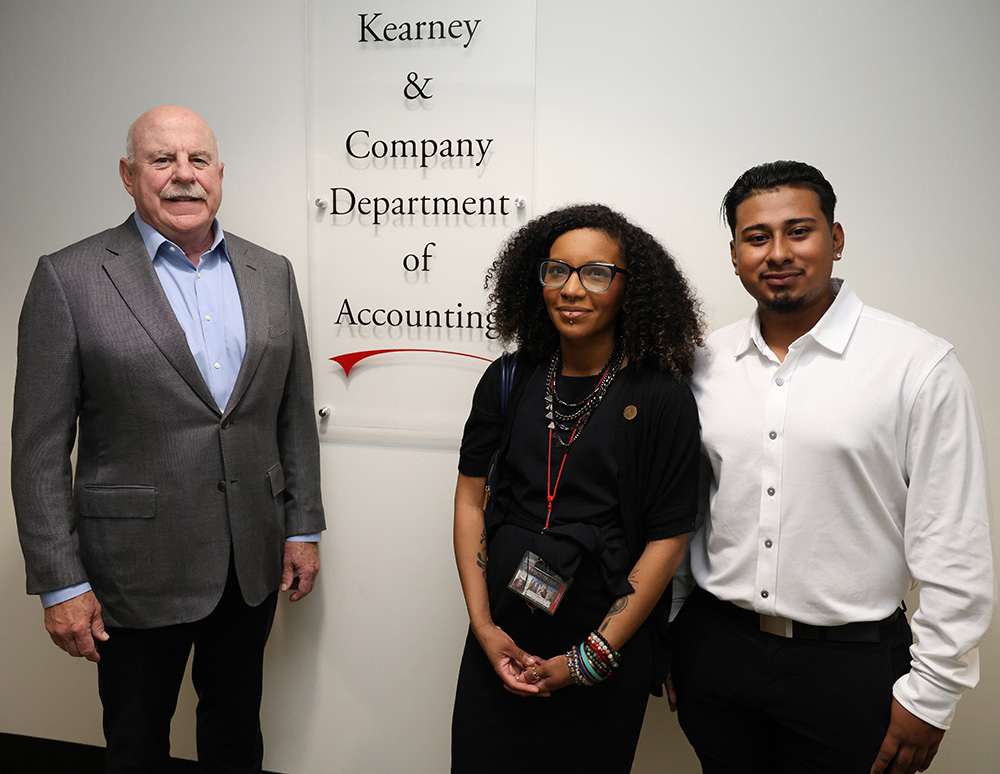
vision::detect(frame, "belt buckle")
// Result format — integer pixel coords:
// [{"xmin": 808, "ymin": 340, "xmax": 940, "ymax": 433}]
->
[{"xmin": 760, "ymin": 614, "xmax": 794, "ymax": 638}]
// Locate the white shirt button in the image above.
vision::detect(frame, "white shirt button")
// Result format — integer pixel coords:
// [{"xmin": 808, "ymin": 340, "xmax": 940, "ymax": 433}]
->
[
  {"xmin": 213, "ymin": 362, "xmax": 221, "ymax": 370},
  {"xmin": 776, "ymin": 377, "xmax": 785, "ymax": 386},
  {"xmin": 205, "ymin": 315, "xmax": 212, "ymax": 322}
]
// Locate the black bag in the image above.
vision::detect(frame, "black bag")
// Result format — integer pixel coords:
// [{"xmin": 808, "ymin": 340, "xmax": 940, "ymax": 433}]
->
[{"xmin": 483, "ymin": 352, "xmax": 518, "ymax": 528}]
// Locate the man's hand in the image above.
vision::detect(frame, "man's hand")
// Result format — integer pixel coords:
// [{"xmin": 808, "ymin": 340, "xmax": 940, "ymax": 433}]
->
[
  {"xmin": 871, "ymin": 699, "xmax": 946, "ymax": 774},
  {"xmin": 44, "ymin": 590, "xmax": 108, "ymax": 663},
  {"xmin": 666, "ymin": 672, "xmax": 679, "ymax": 712},
  {"xmin": 281, "ymin": 541, "xmax": 320, "ymax": 602}
]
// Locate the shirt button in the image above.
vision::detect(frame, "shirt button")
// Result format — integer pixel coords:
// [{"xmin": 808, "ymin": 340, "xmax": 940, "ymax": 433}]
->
[
  {"xmin": 197, "ymin": 272, "xmax": 202, "ymax": 279},
  {"xmin": 767, "ymin": 487, "xmax": 776, "ymax": 496},
  {"xmin": 218, "ymin": 481, "xmax": 227, "ymax": 492},
  {"xmin": 775, "ymin": 377, "xmax": 784, "ymax": 386},
  {"xmin": 760, "ymin": 590, "xmax": 769, "ymax": 599},
  {"xmin": 205, "ymin": 314, "xmax": 212, "ymax": 322},
  {"xmin": 168, "ymin": 246, "xmax": 176, "ymax": 252},
  {"xmin": 769, "ymin": 431, "xmax": 777, "ymax": 440},
  {"xmin": 213, "ymin": 362, "xmax": 221, "ymax": 370},
  {"xmin": 764, "ymin": 539, "xmax": 773, "ymax": 548}
]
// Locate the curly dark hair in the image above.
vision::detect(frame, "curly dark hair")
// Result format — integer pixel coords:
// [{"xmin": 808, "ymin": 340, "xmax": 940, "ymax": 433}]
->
[{"xmin": 485, "ymin": 204, "xmax": 704, "ymax": 380}]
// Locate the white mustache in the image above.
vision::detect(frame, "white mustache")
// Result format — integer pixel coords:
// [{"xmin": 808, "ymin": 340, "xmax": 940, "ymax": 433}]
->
[{"xmin": 160, "ymin": 182, "xmax": 208, "ymax": 200}]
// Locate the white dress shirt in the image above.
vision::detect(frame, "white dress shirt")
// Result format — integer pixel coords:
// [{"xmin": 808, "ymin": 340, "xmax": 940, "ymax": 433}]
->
[{"xmin": 682, "ymin": 278, "xmax": 993, "ymax": 729}]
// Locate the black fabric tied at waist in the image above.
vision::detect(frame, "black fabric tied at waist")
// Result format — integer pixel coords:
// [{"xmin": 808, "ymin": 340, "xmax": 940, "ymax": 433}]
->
[{"xmin": 493, "ymin": 508, "xmax": 635, "ymax": 599}]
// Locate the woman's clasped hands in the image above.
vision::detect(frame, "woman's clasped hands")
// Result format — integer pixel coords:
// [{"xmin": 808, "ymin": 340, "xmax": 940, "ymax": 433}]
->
[{"xmin": 474, "ymin": 623, "xmax": 573, "ymax": 697}]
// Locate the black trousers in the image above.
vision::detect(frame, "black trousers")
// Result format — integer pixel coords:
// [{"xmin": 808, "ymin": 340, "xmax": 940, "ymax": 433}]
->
[
  {"xmin": 95, "ymin": 564, "xmax": 278, "ymax": 774},
  {"xmin": 671, "ymin": 587, "xmax": 912, "ymax": 774}
]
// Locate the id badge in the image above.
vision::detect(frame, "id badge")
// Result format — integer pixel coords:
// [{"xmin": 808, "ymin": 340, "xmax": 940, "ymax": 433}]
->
[{"xmin": 508, "ymin": 550, "xmax": 572, "ymax": 615}]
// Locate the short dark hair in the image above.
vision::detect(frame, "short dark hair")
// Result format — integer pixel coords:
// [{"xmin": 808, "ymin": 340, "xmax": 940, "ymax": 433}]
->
[
  {"xmin": 485, "ymin": 203, "xmax": 703, "ymax": 380},
  {"xmin": 722, "ymin": 160, "xmax": 837, "ymax": 236}
]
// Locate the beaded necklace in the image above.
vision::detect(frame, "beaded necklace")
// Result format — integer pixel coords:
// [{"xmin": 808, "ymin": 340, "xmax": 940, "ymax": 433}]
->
[
  {"xmin": 544, "ymin": 337, "xmax": 625, "ymax": 448},
  {"xmin": 542, "ymin": 337, "xmax": 625, "ymax": 530}
]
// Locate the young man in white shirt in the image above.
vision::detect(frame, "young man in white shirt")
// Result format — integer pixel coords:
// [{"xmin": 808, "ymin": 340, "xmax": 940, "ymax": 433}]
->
[{"xmin": 671, "ymin": 160, "xmax": 993, "ymax": 774}]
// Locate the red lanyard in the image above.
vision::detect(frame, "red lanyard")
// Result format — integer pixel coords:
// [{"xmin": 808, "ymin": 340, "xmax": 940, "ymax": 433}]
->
[
  {"xmin": 545, "ymin": 359, "xmax": 615, "ymax": 530},
  {"xmin": 544, "ymin": 425, "xmax": 577, "ymax": 531}
]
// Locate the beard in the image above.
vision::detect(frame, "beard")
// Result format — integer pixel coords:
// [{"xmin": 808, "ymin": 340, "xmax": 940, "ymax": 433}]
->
[{"xmin": 762, "ymin": 291, "xmax": 805, "ymax": 314}]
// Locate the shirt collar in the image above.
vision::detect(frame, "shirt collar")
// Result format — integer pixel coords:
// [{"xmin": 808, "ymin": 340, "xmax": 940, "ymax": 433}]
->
[
  {"xmin": 132, "ymin": 211, "xmax": 228, "ymax": 263},
  {"xmin": 734, "ymin": 278, "xmax": 864, "ymax": 358}
]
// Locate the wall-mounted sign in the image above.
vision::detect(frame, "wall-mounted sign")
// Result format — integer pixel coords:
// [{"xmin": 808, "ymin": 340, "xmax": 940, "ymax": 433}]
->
[{"xmin": 307, "ymin": 1, "xmax": 537, "ymax": 442}]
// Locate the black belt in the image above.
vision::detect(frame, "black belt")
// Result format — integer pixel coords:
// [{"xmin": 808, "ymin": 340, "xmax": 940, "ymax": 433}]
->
[{"xmin": 697, "ymin": 587, "xmax": 902, "ymax": 643}]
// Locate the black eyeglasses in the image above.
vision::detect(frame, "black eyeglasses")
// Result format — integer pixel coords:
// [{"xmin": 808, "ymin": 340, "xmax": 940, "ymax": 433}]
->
[{"xmin": 538, "ymin": 259, "xmax": 628, "ymax": 293}]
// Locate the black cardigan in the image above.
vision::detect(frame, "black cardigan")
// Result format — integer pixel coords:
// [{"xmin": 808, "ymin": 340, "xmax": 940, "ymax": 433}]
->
[{"xmin": 459, "ymin": 355, "xmax": 700, "ymax": 693}]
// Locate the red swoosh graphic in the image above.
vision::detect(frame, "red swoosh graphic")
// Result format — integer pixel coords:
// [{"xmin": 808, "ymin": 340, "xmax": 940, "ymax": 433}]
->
[{"xmin": 331, "ymin": 349, "xmax": 492, "ymax": 377}]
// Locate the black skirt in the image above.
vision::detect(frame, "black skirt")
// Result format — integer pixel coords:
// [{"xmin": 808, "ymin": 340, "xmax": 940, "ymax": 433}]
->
[{"xmin": 451, "ymin": 519, "xmax": 652, "ymax": 774}]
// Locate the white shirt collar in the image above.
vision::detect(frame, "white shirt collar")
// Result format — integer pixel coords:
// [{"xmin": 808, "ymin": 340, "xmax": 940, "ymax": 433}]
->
[{"xmin": 734, "ymin": 278, "xmax": 863, "ymax": 359}]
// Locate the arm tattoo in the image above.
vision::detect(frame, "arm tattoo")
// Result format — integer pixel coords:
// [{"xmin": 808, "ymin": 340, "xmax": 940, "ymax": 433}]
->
[
  {"xmin": 476, "ymin": 526, "xmax": 488, "ymax": 578},
  {"xmin": 599, "ymin": 596, "xmax": 629, "ymax": 632},
  {"xmin": 599, "ymin": 571, "xmax": 637, "ymax": 631}
]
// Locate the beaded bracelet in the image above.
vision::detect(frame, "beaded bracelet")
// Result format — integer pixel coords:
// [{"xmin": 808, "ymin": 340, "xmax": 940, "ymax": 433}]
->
[
  {"xmin": 587, "ymin": 631, "xmax": 622, "ymax": 668},
  {"xmin": 578, "ymin": 644, "xmax": 609, "ymax": 683},
  {"xmin": 566, "ymin": 630, "xmax": 623, "ymax": 686},
  {"xmin": 566, "ymin": 646, "xmax": 595, "ymax": 686},
  {"xmin": 584, "ymin": 639, "xmax": 613, "ymax": 670}
]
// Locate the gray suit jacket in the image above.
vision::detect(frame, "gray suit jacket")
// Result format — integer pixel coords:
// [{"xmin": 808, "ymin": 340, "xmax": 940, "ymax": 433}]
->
[{"xmin": 12, "ymin": 217, "xmax": 325, "ymax": 628}]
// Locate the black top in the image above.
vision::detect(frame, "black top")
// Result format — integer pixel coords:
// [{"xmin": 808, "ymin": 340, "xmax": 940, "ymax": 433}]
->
[
  {"xmin": 496, "ymin": 362, "xmax": 631, "ymax": 595},
  {"xmin": 460, "ymin": 356, "xmax": 698, "ymax": 549},
  {"xmin": 506, "ymin": 365, "xmax": 621, "ymax": 530}
]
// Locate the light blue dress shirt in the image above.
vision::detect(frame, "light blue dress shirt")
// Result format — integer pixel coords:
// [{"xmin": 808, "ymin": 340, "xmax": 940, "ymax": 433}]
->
[
  {"xmin": 41, "ymin": 214, "xmax": 318, "ymax": 609},
  {"xmin": 138, "ymin": 213, "xmax": 246, "ymax": 412}
]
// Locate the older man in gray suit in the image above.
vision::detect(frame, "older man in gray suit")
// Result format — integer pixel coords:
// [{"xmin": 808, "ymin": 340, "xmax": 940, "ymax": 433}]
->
[{"xmin": 11, "ymin": 105, "xmax": 325, "ymax": 772}]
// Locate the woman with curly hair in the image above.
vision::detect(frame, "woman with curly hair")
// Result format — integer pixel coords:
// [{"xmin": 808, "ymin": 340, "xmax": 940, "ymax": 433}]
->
[{"xmin": 452, "ymin": 204, "xmax": 703, "ymax": 772}]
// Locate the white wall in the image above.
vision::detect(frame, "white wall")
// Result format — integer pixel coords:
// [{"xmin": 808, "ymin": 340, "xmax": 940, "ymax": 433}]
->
[{"xmin": 1, "ymin": 2, "xmax": 998, "ymax": 772}]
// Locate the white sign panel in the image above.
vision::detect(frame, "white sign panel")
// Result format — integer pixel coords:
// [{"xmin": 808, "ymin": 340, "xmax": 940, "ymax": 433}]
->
[{"xmin": 306, "ymin": 1, "xmax": 537, "ymax": 442}]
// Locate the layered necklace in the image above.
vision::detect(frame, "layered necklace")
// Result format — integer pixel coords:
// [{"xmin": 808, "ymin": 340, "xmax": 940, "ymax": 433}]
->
[
  {"xmin": 544, "ymin": 336, "xmax": 625, "ymax": 448},
  {"xmin": 542, "ymin": 337, "xmax": 625, "ymax": 531}
]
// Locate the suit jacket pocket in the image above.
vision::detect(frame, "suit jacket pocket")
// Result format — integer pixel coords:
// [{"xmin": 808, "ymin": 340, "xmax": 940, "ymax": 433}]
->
[
  {"xmin": 268, "ymin": 315, "xmax": 290, "ymax": 338},
  {"xmin": 267, "ymin": 463, "xmax": 285, "ymax": 497},
  {"xmin": 78, "ymin": 485, "xmax": 156, "ymax": 519}
]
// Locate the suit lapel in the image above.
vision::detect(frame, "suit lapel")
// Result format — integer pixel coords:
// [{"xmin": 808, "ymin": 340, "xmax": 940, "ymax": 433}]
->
[
  {"xmin": 226, "ymin": 236, "xmax": 268, "ymax": 416},
  {"xmin": 102, "ymin": 219, "xmax": 219, "ymax": 412}
]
